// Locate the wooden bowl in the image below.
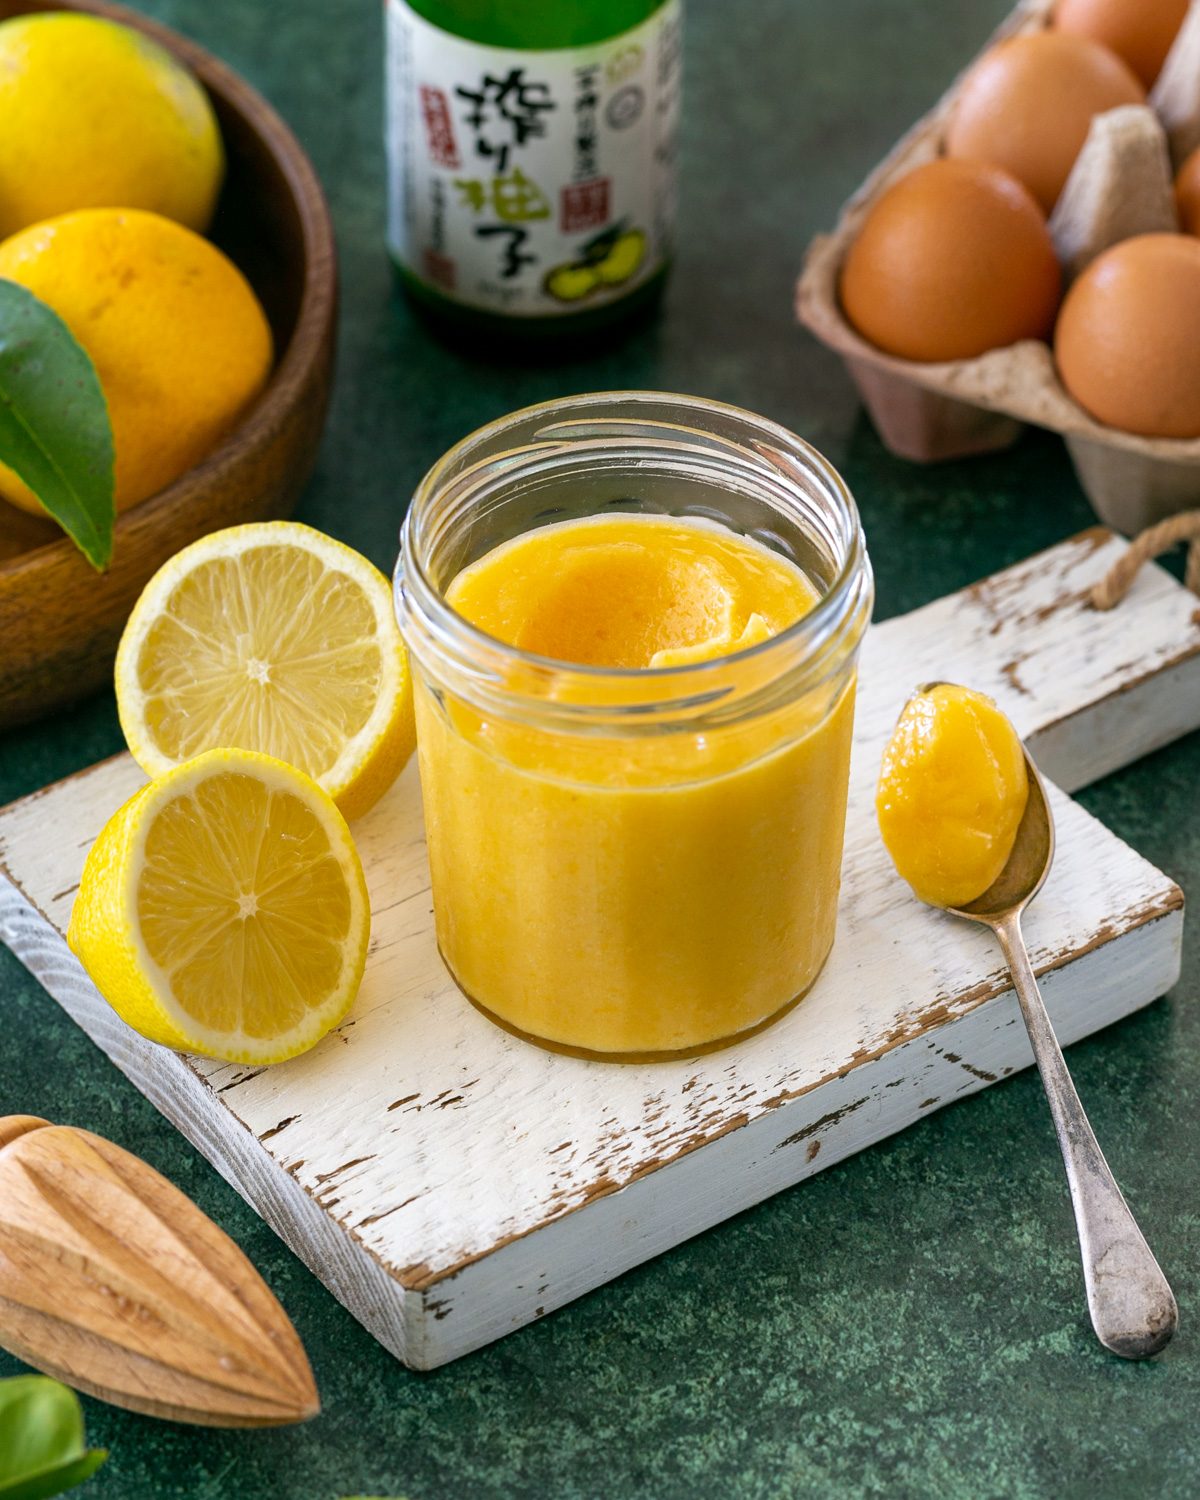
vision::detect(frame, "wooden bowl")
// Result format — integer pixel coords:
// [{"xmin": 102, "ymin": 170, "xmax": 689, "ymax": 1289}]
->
[{"xmin": 0, "ymin": 0, "xmax": 337, "ymax": 725}]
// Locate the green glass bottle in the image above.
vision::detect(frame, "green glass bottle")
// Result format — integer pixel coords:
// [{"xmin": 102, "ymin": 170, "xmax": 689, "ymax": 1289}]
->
[{"xmin": 384, "ymin": 0, "xmax": 682, "ymax": 342}]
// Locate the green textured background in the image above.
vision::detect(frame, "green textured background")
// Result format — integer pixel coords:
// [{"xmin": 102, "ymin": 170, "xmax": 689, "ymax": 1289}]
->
[{"xmin": 2, "ymin": 1, "xmax": 1198, "ymax": 1496}]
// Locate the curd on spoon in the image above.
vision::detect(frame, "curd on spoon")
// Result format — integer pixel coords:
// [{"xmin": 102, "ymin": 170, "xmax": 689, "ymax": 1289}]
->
[{"xmin": 876, "ymin": 682, "xmax": 1029, "ymax": 909}]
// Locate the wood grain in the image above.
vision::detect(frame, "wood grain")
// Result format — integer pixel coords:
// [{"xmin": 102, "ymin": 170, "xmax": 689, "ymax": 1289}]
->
[
  {"xmin": 0, "ymin": 529, "xmax": 1196, "ymax": 1368},
  {"xmin": 0, "ymin": 1117, "xmax": 319, "ymax": 1425},
  {"xmin": 0, "ymin": 0, "xmax": 338, "ymax": 725}
]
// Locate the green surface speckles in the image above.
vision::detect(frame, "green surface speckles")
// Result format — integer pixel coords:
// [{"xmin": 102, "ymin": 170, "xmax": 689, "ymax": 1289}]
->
[{"xmin": 1, "ymin": 0, "xmax": 1198, "ymax": 1496}]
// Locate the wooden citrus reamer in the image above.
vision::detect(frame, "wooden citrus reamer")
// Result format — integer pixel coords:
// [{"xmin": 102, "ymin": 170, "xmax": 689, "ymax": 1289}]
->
[
  {"xmin": 2, "ymin": 525, "xmax": 1197, "ymax": 1368},
  {"xmin": 0, "ymin": 1114, "xmax": 319, "ymax": 1426}
]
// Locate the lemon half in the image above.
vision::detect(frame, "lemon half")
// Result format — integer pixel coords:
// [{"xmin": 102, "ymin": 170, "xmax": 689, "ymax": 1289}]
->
[
  {"xmin": 68, "ymin": 749, "xmax": 370, "ymax": 1065},
  {"xmin": 116, "ymin": 522, "xmax": 415, "ymax": 820}
]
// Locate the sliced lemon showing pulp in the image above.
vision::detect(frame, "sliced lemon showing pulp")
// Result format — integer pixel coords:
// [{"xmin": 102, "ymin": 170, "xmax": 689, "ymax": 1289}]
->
[
  {"xmin": 67, "ymin": 749, "xmax": 371, "ymax": 1064},
  {"xmin": 116, "ymin": 522, "xmax": 414, "ymax": 820}
]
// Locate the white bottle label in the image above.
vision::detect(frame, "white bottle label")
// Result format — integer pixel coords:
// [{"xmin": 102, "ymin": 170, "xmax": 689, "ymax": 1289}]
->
[{"xmin": 384, "ymin": 0, "xmax": 682, "ymax": 318}]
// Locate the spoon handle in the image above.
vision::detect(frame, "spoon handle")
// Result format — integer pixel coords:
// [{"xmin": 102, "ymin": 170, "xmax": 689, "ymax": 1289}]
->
[{"xmin": 993, "ymin": 914, "xmax": 1178, "ymax": 1359}]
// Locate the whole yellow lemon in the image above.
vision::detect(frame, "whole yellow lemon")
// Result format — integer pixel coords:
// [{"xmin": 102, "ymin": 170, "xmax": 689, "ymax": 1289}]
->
[
  {"xmin": 0, "ymin": 13, "xmax": 223, "ymax": 238},
  {"xmin": 0, "ymin": 209, "xmax": 273, "ymax": 513}
]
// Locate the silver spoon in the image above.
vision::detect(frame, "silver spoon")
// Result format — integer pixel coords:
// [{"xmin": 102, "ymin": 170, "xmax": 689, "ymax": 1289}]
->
[{"xmin": 916, "ymin": 683, "xmax": 1178, "ymax": 1360}]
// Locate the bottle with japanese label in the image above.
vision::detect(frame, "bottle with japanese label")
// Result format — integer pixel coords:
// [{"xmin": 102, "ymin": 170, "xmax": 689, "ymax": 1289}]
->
[{"xmin": 384, "ymin": 0, "xmax": 682, "ymax": 341}]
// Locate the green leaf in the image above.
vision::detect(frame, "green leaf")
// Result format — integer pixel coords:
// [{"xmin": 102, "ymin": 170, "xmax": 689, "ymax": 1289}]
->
[
  {"xmin": 0, "ymin": 280, "xmax": 114, "ymax": 570},
  {"xmin": 0, "ymin": 1377, "xmax": 107, "ymax": 1499},
  {"xmin": 0, "ymin": 1453, "xmax": 108, "ymax": 1500}
]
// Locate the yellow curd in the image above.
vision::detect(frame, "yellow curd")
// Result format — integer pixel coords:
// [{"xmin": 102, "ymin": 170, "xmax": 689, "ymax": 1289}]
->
[
  {"xmin": 412, "ymin": 513, "xmax": 858, "ymax": 1056},
  {"xmin": 876, "ymin": 683, "xmax": 1029, "ymax": 909}
]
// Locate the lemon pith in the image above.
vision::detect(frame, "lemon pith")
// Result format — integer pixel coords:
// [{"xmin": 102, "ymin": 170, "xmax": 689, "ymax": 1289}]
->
[
  {"xmin": 115, "ymin": 522, "xmax": 415, "ymax": 820},
  {"xmin": 67, "ymin": 749, "xmax": 370, "ymax": 1065}
]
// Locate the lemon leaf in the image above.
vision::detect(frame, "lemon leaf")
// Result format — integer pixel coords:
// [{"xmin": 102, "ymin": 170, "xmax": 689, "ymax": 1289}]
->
[
  {"xmin": 0, "ymin": 280, "xmax": 114, "ymax": 570},
  {"xmin": 0, "ymin": 1376, "xmax": 107, "ymax": 1498}
]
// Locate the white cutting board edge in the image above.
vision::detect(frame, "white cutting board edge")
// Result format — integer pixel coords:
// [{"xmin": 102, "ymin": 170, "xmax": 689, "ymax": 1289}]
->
[{"xmin": 0, "ymin": 526, "xmax": 1196, "ymax": 1368}]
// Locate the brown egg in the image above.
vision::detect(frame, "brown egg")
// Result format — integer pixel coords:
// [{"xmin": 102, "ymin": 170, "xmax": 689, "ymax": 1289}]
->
[
  {"xmin": 839, "ymin": 159, "xmax": 1061, "ymax": 363},
  {"xmin": 1055, "ymin": 233, "xmax": 1200, "ymax": 438},
  {"xmin": 946, "ymin": 32, "xmax": 1145, "ymax": 212},
  {"xmin": 1054, "ymin": 0, "xmax": 1189, "ymax": 89},
  {"xmin": 1175, "ymin": 145, "xmax": 1200, "ymax": 236}
]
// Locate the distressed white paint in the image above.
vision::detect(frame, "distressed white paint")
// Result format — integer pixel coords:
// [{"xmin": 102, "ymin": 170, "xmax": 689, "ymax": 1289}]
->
[{"xmin": 0, "ymin": 529, "xmax": 1196, "ymax": 1368}]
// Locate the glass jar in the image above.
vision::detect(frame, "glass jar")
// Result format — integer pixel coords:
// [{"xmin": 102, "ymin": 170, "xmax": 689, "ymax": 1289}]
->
[{"xmin": 395, "ymin": 392, "xmax": 873, "ymax": 1059}]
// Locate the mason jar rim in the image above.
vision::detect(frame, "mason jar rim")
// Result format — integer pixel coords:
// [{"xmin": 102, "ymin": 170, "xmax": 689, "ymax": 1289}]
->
[{"xmin": 395, "ymin": 391, "xmax": 872, "ymax": 725}]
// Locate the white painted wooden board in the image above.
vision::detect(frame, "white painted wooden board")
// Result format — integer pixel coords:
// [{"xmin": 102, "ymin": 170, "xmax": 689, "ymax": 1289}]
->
[{"xmin": 1, "ymin": 527, "xmax": 1197, "ymax": 1369}]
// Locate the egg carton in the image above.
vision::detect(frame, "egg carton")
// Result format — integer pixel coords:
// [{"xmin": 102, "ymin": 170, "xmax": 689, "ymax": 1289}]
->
[{"xmin": 796, "ymin": 0, "xmax": 1200, "ymax": 533}]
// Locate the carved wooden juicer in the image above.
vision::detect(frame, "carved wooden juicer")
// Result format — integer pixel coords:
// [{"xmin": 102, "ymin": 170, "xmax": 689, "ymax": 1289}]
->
[{"xmin": 0, "ymin": 1115, "xmax": 320, "ymax": 1426}]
